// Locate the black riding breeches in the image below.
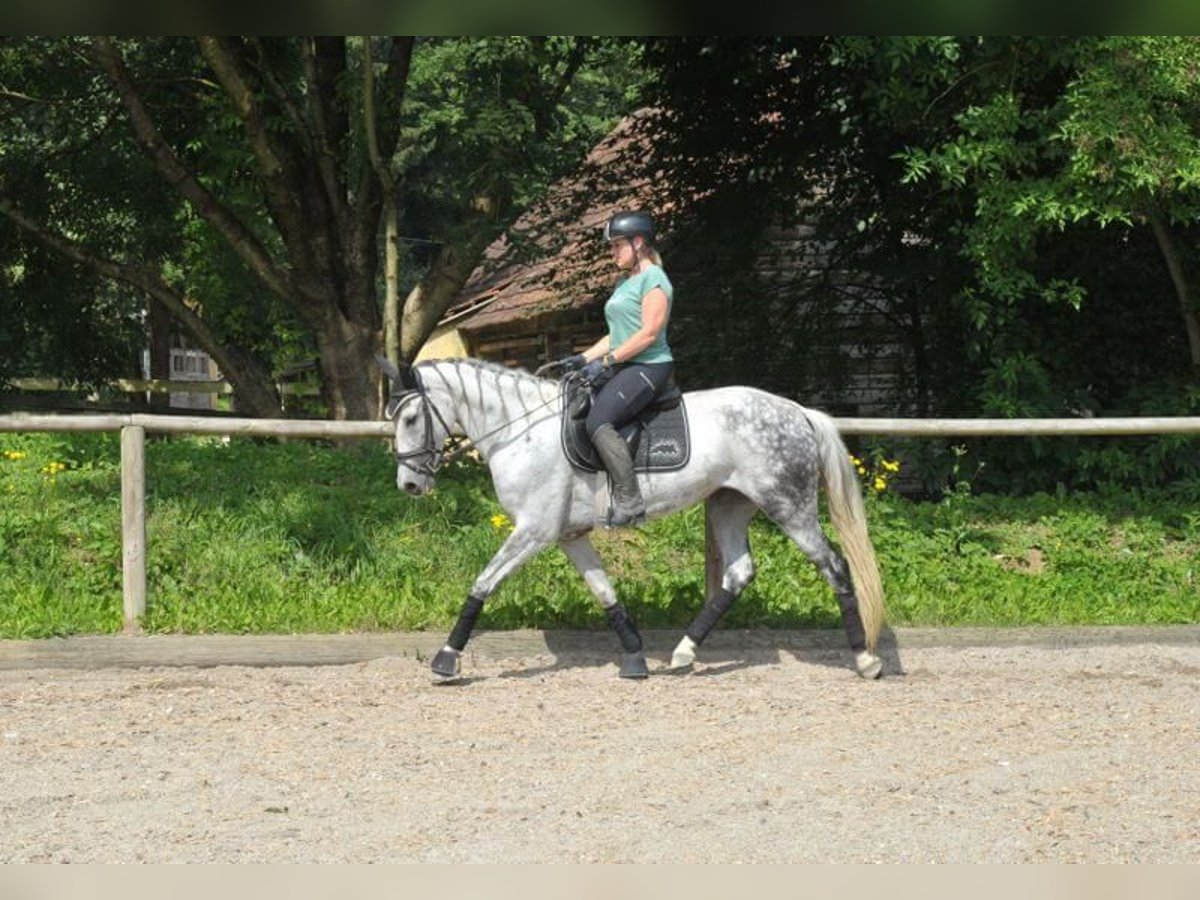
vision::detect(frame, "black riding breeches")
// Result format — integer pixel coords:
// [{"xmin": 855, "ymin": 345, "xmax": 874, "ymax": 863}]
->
[{"xmin": 585, "ymin": 362, "xmax": 674, "ymax": 437}]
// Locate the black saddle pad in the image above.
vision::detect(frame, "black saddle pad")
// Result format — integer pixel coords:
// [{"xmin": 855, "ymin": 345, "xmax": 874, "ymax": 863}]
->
[{"xmin": 561, "ymin": 381, "xmax": 691, "ymax": 474}]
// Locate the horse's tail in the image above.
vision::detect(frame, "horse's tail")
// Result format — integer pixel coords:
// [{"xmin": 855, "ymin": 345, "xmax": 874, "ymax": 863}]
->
[{"xmin": 803, "ymin": 407, "xmax": 885, "ymax": 653}]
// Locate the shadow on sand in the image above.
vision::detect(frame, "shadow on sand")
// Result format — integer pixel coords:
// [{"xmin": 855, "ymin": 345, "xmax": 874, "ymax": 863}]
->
[{"xmin": 492, "ymin": 626, "xmax": 906, "ymax": 681}]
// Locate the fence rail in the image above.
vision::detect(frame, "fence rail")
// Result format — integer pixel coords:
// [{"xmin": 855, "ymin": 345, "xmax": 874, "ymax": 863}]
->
[
  {"xmin": 11, "ymin": 377, "xmax": 321, "ymax": 397},
  {"xmin": 3, "ymin": 411, "xmax": 1200, "ymax": 633}
]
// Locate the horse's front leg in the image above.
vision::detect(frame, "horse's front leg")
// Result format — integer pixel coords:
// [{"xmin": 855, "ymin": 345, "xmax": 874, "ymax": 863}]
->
[
  {"xmin": 560, "ymin": 536, "xmax": 649, "ymax": 679},
  {"xmin": 431, "ymin": 527, "xmax": 549, "ymax": 680}
]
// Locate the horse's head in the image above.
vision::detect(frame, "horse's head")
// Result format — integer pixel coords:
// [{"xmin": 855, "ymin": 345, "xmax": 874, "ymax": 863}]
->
[{"xmin": 375, "ymin": 355, "xmax": 446, "ymax": 497}]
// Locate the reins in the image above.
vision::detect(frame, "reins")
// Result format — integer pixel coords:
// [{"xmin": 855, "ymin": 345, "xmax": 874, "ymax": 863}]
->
[{"xmin": 390, "ymin": 365, "xmax": 567, "ymax": 475}]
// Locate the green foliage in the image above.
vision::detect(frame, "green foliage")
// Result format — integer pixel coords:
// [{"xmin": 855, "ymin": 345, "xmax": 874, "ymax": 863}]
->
[
  {"xmin": 1, "ymin": 37, "xmax": 645, "ymax": 411},
  {"xmin": 639, "ymin": 37, "xmax": 1200, "ymax": 494},
  {"xmin": 0, "ymin": 38, "xmax": 172, "ymax": 386},
  {"xmin": 1, "ymin": 434, "xmax": 1196, "ymax": 639}
]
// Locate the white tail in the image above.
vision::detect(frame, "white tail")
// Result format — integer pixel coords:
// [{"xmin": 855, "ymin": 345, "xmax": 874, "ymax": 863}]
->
[{"xmin": 804, "ymin": 408, "xmax": 886, "ymax": 652}]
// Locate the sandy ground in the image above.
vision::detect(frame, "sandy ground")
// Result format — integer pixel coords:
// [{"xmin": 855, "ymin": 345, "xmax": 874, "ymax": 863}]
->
[{"xmin": 1, "ymin": 639, "xmax": 1197, "ymax": 863}]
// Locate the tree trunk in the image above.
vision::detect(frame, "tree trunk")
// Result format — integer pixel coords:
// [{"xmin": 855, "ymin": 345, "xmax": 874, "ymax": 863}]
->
[
  {"xmin": 361, "ymin": 36, "xmax": 404, "ymax": 368},
  {"xmin": 383, "ymin": 204, "xmax": 401, "ymax": 365},
  {"xmin": 1148, "ymin": 210, "xmax": 1200, "ymax": 372},
  {"xmin": 312, "ymin": 308, "xmax": 380, "ymax": 420},
  {"xmin": 212, "ymin": 345, "xmax": 285, "ymax": 418}
]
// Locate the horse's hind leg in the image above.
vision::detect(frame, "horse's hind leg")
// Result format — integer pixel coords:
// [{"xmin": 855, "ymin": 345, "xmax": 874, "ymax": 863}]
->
[
  {"xmin": 560, "ymin": 535, "xmax": 648, "ymax": 679},
  {"xmin": 773, "ymin": 513, "xmax": 883, "ymax": 680},
  {"xmin": 670, "ymin": 489, "xmax": 759, "ymax": 670}
]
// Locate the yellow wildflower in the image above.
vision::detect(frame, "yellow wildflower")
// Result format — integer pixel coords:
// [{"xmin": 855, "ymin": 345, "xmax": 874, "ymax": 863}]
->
[
  {"xmin": 873, "ymin": 476, "xmax": 888, "ymax": 492},
  {"xmin": 490, "ymin": 513, "xmax": 513, "ymax": 531},
  {"xmin": 882, "ymin": 459, "xmax": 901, "ymax": 473},
  {"xmin": 3, "ymin": 450, "xmax": 27, "ymax": 461},
  {"xmin": 40, "ymin": 461, "xmax": 67, "ymax": 479}
]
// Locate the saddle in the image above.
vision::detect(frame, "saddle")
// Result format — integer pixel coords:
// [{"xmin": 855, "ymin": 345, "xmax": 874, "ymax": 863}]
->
[{"xmin": 560, "ymin": 376, "xmax": 691, "ymax": 474}]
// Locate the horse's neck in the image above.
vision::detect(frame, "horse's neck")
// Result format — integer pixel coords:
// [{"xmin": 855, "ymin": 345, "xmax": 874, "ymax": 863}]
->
[{"xmin": 422, "ymin": 360, "xmax": 555, "ymax": 443}]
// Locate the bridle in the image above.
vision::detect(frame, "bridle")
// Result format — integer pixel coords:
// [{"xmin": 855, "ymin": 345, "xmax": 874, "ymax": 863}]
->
[
  {"xmin": 387, "ymin": 370, "xmax": 467, "ymax": 478},
  {"xmin": 386, "ymin": 364, "xmax": 563, "ymax": 477}
]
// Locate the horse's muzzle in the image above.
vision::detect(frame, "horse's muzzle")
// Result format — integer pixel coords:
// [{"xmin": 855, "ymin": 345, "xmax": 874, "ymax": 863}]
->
[{"xmin": 397, "ymin": 469, "xmax": 433, "ymax": 496}]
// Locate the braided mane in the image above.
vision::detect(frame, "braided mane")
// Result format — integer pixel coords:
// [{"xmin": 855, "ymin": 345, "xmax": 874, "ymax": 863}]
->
[{"xmin": 415, "ymin": 357, "xmax": 560, "ymax": 406}]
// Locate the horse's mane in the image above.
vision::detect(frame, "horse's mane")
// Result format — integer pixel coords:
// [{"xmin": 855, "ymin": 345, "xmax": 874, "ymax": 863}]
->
[
  {"xmin": 417, "ymin": 356, "xmax": 540, "ymax": 381},
  {"xmin": 415, "ymin": 357, "xmax": 558, "ymax": 404}
]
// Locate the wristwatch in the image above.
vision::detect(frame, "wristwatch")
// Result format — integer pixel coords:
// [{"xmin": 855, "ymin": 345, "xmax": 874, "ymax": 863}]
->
[{"xmin": 602, "ymin": 351, "xmax": 617, "ymax": 368}]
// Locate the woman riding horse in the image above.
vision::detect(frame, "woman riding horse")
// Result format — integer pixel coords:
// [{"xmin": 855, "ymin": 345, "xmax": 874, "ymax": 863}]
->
[{"xmin": 563, "ymin": 210, "xmax": 675, "ymax": 527}]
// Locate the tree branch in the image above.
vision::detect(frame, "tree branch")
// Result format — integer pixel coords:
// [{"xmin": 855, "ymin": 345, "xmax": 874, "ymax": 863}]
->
[
  {"xmin": 378, "ymin": 36, "xmax": 415, "ymax": 161},
  {"xmin": 196, "ymin": 36, "xmax": 311, "ymax": 258},
  {"xmin": 0, "ymin": 191, "xmax": 283, "ymax": 416},
  {"xmin": 249, "ymin": 37, "xmax": 348, "ymax": 242},
  {"xmin": 537, "ymin": 38, "xmax": 589, "ymax": 139},
  {"xmin": 362, "ymin": 37, "xmax": 410, "ymax": 364},
  {"xmin": 400, "ymin": 220, "xmax": 497, "ymax": 361},
  {"xmin": 361, "ymin": 37, "xmax": 396, "ymax": 197},
  {"xmin": 249, "ymin": 38, "xmax": 314, "ymax": 150},
  {"xmin": 89, "ymin": 37, "xmax": 298, "ymax": 306},
  {"xmin": 302, "ymin": 37, "xmax": 350, "ymax": 179},
  {"xmin": 1148, "ymin": 208, "xmax": 1200, "ymax": 370}
]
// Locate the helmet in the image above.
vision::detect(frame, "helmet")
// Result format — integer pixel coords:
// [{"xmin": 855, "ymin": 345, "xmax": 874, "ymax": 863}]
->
[{"xmin": 604, "ymin": 210, "xmax": 656, "ymax": 244}]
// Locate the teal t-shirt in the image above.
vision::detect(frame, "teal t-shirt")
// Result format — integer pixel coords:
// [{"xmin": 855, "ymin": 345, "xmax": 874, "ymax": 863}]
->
[{"xmin": 604, "ymin": 264, "xmax": 674, "ymax": 364}]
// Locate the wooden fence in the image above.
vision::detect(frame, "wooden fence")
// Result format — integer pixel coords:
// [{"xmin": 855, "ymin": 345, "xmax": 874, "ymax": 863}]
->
[{"xmin": 3, "ymin": 411, "xmax": 1200, "ymax": 633}]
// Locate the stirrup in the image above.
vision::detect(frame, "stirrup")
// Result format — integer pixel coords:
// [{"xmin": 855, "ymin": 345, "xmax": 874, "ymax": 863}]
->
[{"xmin": 606, "ymin": 501, "xmax": 646, "ymax": 528}]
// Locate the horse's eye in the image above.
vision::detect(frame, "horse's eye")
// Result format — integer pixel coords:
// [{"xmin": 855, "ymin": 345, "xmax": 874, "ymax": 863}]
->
[{"xmin": 401, "ymin": 412, "xmax": 418, "ymax": 427}]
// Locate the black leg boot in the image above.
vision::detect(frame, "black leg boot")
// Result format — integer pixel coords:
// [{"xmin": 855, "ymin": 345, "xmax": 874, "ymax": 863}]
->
[{"xmin": 591, "ymin": 424, "xmax": 646, "ymax": 527}]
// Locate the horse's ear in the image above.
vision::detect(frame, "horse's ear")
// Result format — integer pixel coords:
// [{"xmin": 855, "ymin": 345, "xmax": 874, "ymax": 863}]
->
[
  {"xmin": 374, "ymin": 354, "xmax": 401, "ymax": 384},
  {"xmin": 375, "ymin": 354, "xmax": 419, "ymax": 392}
]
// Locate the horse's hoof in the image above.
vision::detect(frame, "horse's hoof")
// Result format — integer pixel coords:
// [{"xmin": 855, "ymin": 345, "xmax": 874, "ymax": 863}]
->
[
  {"xmin": 660, "ymin": 661, "xmax": 693, "ymax": 675},
  {"xmin": 619, "ymin": 653, "xmax": 650, "ymax": 679},
  {"xmin": 431, "ymin": 646, "xmax": 461, "ymax": 680},
  {"xmin": 855, "ymin": 651, "xmax": 883, "ymax": 680},
  {"xmin": 669, "ymin": 637, "xmax": 697, "ymax": 671}
]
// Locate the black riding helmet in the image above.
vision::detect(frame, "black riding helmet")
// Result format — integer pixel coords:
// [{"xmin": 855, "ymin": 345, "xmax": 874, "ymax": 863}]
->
[{"xmin": 604, "ymin": 210, "xmax": 655, "ymax": 244}]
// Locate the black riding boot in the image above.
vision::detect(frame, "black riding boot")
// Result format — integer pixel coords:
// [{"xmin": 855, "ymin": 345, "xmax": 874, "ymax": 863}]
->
[{"xmin": 591, "ymin": 424, "xmax": 646, "ymax": 527}]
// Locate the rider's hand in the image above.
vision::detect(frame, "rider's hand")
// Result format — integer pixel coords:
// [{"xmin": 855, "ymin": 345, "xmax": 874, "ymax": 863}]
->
[
  {"xmin": 561, "ymin": 353, "xmax": 587, "ymax": 372},
  {"xmin": 580, "ymin": 359, "xmax": 605, "ymax": 382}
]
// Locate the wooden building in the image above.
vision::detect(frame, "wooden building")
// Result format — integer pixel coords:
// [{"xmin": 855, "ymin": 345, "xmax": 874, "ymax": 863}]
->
[{"xmin": 426, "ymin": 110, "xmax": 915, "ymax": 417}]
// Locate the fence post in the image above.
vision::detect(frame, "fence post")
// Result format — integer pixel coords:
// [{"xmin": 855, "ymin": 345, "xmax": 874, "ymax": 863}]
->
[{"xmin": 120, "ymin": 424, "xmax": 146, "ymax": 633}]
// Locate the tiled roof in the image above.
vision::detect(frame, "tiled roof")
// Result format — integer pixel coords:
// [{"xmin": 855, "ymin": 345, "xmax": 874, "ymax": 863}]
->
[{"xmin": 442, "ymin": 109, "xmax": 671, "ymax": 333}]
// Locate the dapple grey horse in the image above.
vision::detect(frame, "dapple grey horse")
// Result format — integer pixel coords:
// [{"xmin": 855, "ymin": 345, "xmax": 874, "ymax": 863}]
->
[{"xmin": 378, "ymin": 357, "xmax": 885, "ymax": 681}]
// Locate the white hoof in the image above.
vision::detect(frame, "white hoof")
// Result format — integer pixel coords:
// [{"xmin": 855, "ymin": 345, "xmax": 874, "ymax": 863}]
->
[
  {"xmin": 669, "ymin": 636, "xmax": 697, "ymax": 670},
  {"xmin": 855, "ymin": 651, "xmax": 883, "ymax": 680}
]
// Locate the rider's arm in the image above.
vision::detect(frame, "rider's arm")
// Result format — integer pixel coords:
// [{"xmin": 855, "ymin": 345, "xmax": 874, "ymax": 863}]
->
[{"xmin": 609, "ymin": 288, "xmax": 668, "ymax": 364}]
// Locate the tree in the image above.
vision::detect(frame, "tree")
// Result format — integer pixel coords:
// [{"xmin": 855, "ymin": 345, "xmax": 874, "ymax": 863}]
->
[
  {"xmin": 635, "ymin": 37, "xmax": 1200, "ymax": 492},
  {"xmin": 899, "ymin": 36, "xmax": 1200, "ymax": 373},
  {"xmin": 640, "ymin": 38, "xmax": 1200, "ymax": 401},
  {"xmin": 0, "ymin": 37, "xmax": 642, "ymax": 417},
  {"xmin": 637, "ymin": 37, "xmax": 978, "ymax": 412}
]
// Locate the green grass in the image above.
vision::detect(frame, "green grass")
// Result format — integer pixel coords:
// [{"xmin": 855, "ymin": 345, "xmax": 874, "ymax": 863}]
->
[{"xmin": 1, "ymin": 432, "xmax": 1197, "ymax": 639}]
